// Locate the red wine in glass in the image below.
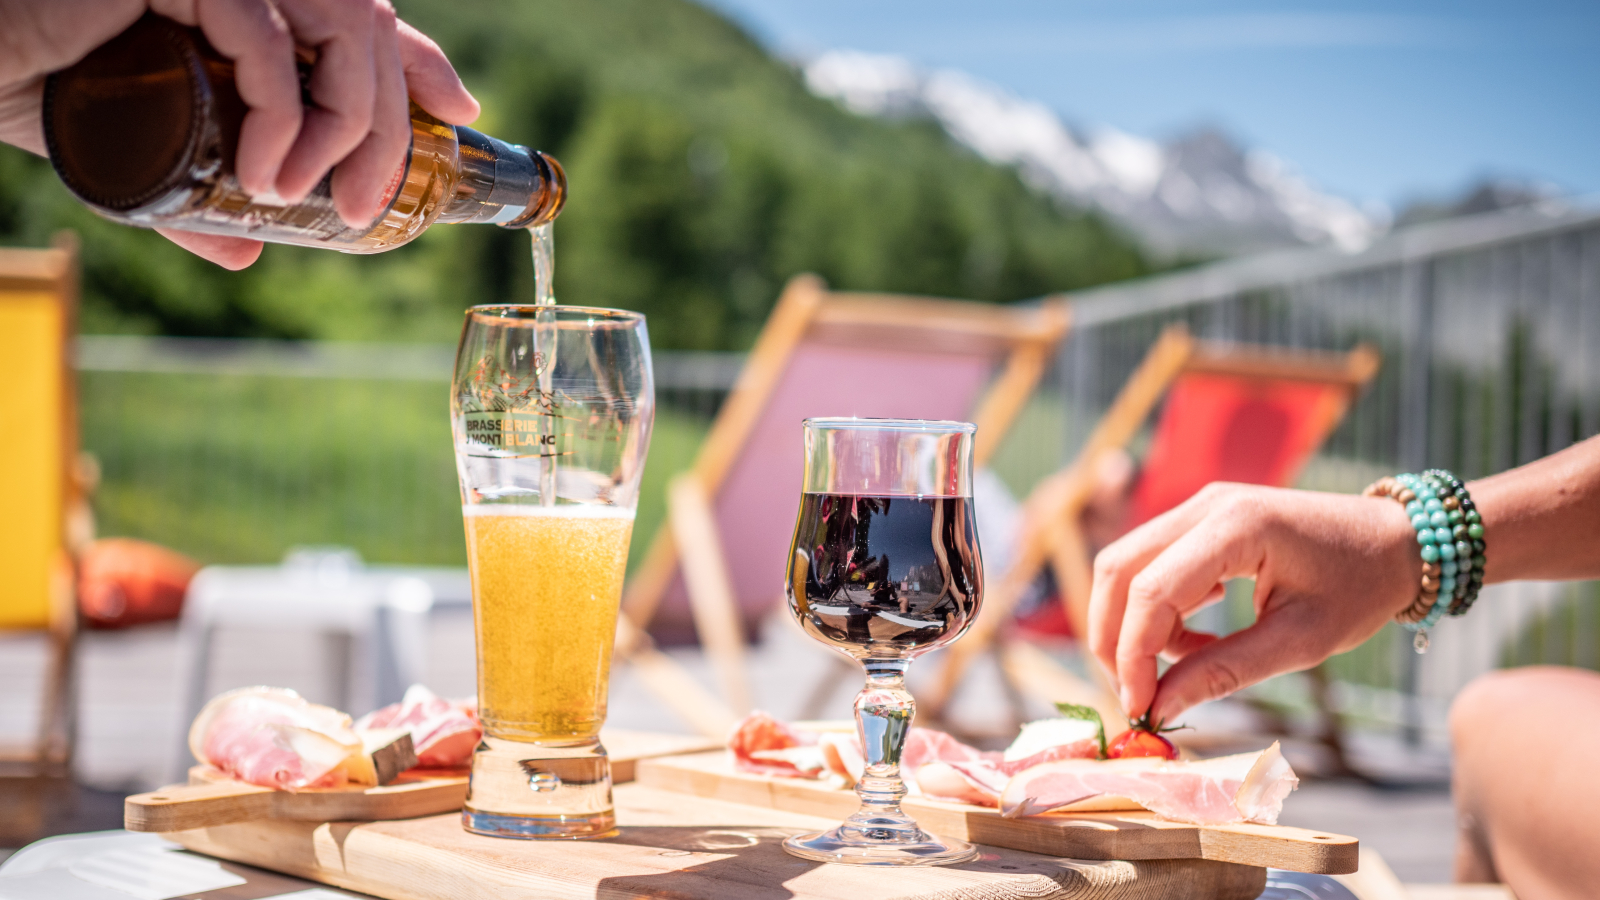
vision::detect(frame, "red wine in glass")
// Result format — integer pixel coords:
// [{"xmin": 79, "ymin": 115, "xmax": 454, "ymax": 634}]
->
[{"xmin": 788, "ymin": 493, "xmax": 980, "ymax": 658}]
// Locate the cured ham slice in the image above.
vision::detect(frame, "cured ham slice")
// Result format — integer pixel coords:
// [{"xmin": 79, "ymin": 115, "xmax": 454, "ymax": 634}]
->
[
  {"xmin": 813, "ymin": 722, "xmax": 1101, "ymax": 802},
  {"xmin": 904, "ymin": 728, "xmax": 997, "ymax": 770},
  {"xmin": 1000, "ymin": 742, "xmax": 1299, "ymax": 825},
  {"xmin": 814, "ymin": 726, "xmax": 1004, "ymax": 792},
  {"xmin": 817, "ymin": 732, "xmax": 862, "ymax": 782},
  {"xmin": 917, "ymin": 740, "xmax": 1103, "ymax": 806},
  {"xmin": 189, "ymin": 687, "xmax": 363, "ymax": 791},
  {"xmin": 355, "ymin": 684, "xmax": 481, "ymax": 768},
  {"xmin": 729, "ymin": 711, "xmax": 826, "ymax": 776},
  {"xmin": 727, "ymin": 712, "xmax": 1101, "ymax": 799}
]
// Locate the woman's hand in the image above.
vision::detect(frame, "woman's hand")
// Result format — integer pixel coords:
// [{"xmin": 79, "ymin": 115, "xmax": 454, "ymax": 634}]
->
[
  {"xmin": 1087, "ymin": 482, "xmax": 1420, "ymax": 723},
  {"xmin": 0, "ymin": 0, "xmax": 480, "ymax": 269}
]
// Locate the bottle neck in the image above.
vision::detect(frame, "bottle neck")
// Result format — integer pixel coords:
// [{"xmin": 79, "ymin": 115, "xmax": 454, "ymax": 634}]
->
[{"xmin": 440, "ymin": 127, "xmax": 566, "ymax": 228}]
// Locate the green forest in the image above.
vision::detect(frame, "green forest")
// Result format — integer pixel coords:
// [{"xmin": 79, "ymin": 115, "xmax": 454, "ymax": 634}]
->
[{"xmin": 0, "ymin": 0, "xmax": 1151, "ymax": 349}]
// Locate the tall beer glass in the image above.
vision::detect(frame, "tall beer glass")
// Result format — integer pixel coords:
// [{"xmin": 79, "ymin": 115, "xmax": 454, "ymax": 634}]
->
[{"xmin": 451, "ymin": 305, "xmax": 653, "ymax": 839}]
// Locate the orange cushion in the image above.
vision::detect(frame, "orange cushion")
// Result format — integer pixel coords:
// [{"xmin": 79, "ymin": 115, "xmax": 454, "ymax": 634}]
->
[{"xmin": 78, "ymin": 538, "xmax": 201, "ymax": 629}]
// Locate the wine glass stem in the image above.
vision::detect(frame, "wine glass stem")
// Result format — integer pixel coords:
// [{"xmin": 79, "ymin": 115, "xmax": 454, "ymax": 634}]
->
[{"xmin": 853, "ymin": 659, "xmax": 913, "ymax": 822}]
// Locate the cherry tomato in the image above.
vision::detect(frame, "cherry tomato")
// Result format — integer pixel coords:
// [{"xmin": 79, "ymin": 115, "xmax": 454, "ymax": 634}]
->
[{"xmin": 1107, "ymin": 728, "xmax": 1177, "ymax": 760}]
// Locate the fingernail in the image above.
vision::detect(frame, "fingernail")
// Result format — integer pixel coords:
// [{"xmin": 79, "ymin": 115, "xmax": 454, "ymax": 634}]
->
[{"xmin": 250, "ymin": 189, "xmax": 290, "ymax": 207}]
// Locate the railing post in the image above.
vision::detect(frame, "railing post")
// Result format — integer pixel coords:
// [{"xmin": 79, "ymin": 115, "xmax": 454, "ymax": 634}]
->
[{"xmin": 1396, "ymin": 253, "xmax": 1435, "ymax": 746}]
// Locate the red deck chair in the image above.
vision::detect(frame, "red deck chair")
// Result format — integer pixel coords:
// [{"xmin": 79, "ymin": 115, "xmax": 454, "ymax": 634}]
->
[{"xmin": 925, "ymin": 326, "xmax": 1380, "ymax": 742}]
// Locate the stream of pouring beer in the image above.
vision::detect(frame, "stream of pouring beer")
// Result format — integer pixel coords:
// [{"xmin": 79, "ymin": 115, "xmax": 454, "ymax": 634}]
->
[
  {"xmin": 531, "ymin": 222, "xmax": 557, "ymax": 507},
  {"xmin": 531, "ymin": 222, "xmax": 555, "ymax": 307}
]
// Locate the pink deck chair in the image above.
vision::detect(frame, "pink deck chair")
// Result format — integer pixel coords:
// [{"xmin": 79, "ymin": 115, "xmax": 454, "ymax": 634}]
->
[{"xmin": 617, "ymin": 274, "xmax": 1069, "ymax": 733}]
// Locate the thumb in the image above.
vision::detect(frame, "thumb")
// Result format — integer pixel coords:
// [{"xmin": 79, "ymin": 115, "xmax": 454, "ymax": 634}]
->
[{"xmin": 1149, "ymin": 611, "xmax": 1318, "ymax": 722}]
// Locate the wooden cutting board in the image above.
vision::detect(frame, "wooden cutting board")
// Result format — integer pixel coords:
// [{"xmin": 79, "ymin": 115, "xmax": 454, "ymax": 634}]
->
[
  {"xmin": 162, "ymin": 782, "xmax": 1270, "ymax": 900},
  {"xmin": 125, "ymin": 730, "xmax": 718, "ymax": 833},
  {"xmin": 634, "ymin": 750, "xmax": 1359, "ymax": 875}
]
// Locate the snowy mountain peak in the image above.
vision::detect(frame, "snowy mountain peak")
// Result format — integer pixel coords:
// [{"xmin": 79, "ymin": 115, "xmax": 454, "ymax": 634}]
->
[{"xmin": 804, "ymin": 50, "xmax": 1382, "ymax": 256}]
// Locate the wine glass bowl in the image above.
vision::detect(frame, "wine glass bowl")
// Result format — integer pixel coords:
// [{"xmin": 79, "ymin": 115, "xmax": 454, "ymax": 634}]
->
[
  {"xmin": 788, "ymin": 493, "xmax": 981, "ymax": 658},
  {"xmin": 781, "ymin": 418, "xmax": 982, "ymax": 866}
]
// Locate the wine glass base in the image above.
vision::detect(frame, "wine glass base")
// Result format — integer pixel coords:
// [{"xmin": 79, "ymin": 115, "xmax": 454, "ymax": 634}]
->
[{"xmin": 782, "ymin": 827, "xmax": 978, "ymax": 866}]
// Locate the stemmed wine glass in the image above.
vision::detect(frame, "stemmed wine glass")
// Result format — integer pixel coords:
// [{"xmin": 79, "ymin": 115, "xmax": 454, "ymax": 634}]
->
[{"xmin": 783, "ymin": 418, "xmax": 982, "ymax": 866}]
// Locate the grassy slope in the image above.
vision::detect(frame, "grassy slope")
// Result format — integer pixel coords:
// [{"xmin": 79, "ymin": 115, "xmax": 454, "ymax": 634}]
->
[{"xmin": 83, "ymin": 370, "xmax": 711, "ymax": 572}]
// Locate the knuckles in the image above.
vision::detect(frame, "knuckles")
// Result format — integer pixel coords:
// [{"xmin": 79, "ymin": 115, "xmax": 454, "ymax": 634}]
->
[
  {"xmin": 331, "ymin": 0, "xmax": 379, "ymax": 33},
  {"xmin": 1191, "ymin": 481, "xmax": 1236, "ymax": 504},
  {"xmin": 1201, "ymin": 482, "xmax": 1261, "ymax": 521},
  {"xmin": 1091, "ymin": 544, "xmax": 1130, "ymax": 585},
  {"xmin": 1125, "ymin": 567, "xmax": 1169, "ymax": 610},
  {"xmin": 254, "ymin": 22, "xmax": 295, "ymax": 63},
  {"xmin": 1195, "ymin": 658, "xmax": 1244, "ymax": 704}
]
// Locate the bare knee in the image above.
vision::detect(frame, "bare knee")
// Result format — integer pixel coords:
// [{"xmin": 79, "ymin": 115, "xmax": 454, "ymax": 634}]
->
[
  {"xmin": 1455, "ymin": 666, "xmax": 1583, "ymax": 727},
  {"xmin": 1449, "ymin": 666, "xmax": 1600, "ymax": 897}
]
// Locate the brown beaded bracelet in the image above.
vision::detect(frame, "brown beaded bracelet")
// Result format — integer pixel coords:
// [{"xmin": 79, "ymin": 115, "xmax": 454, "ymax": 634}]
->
[
  {"xmin": 1364, "ymin": 469, "xmax": 1486, "ymax": 652},
  {"xmin": 1363, "ymin": 476, "xmax": 1438, "ymax": 625}
]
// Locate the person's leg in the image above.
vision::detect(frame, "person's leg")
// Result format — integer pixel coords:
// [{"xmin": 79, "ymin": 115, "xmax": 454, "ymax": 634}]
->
[{"xmin": 1450, "ymin": 665, "xmax": 1600, "ymax": 899}]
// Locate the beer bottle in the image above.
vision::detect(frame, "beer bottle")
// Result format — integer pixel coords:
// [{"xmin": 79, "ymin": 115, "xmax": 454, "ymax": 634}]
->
[{"xmin": 42, "ymin": 13, "xmax": 564, "ymax": 254}]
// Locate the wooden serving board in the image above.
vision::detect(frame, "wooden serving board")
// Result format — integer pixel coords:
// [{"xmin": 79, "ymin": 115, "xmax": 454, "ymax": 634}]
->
[
  {"xmin": 634, "ymin": 750, "xmax": 1359, "ymax": 875},
  {"xmin": 163, "ymin": 782, "xmax": 1270, "ymax": 900},
  {"xmin": 126, "ymin": 730, "xmax": 719, "ymax": 833}
]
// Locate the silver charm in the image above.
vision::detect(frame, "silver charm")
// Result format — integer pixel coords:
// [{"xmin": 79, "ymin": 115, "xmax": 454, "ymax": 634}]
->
[{"xmin": 1413, "ymin": 629, "xmax": 1430, "ymax": 654}]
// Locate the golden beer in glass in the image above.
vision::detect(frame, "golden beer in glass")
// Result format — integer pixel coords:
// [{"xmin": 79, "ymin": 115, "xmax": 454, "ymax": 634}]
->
[
  {"xmin": 466, "ymin": 507, "xmax": 633, "ymax": 738},
  {"xmin": 452, "ymin": 305, "xmax": 652, "ymax": 839}
]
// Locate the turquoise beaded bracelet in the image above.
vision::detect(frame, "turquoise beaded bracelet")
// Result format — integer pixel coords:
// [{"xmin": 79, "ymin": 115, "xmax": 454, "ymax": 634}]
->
[{"xmin": 1363, "ymin": 469, "xmax": 1487, "ymax": 653}]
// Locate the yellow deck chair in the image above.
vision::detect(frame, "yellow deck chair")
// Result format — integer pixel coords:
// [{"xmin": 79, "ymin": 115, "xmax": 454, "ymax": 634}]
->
[
  {"xmin": 616, "ymin": 274, "xmax": 1070, "ymax": 736},
  {"xmin": 0, "ymin": 235, "xmax": 83, "ymax": 784}
]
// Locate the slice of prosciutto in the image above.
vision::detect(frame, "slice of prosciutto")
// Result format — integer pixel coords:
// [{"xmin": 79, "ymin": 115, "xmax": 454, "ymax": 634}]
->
[
  {"xmin": 1000, "ymin": 741, "xmax": 1299, "ymax": 825},
  {"xmin": 815, "ymin": 727, "xmax": 999, "ymax": 793},
  {"xmin": 729, "ymin": 711, "xmax": 829, "ymax": 776},
  {"xmin": 728, "ymin": 713, "xmax": 1011, "ymax": 788},
  {"xmin": 188, "ymin": 687, "xmax": 363, "ymax": 791},
  {"xmin": 355, "ymin": 684, "xmax": 480, "ymax": 768},
  {"xmin": 917, "ymin": 739, "xmax": 1102, "ymax": 806}
]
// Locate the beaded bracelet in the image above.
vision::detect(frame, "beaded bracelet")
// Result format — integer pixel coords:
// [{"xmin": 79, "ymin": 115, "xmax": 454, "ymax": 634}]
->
[{"xmin": 1362, "ymin": 469, "xmax": 1487, "ymax": 653}]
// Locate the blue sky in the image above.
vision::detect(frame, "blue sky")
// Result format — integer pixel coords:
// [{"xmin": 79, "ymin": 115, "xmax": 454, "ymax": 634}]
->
[{"xmin": 700, "ymin": 0, "xmax": 1600, "ymax": 209}]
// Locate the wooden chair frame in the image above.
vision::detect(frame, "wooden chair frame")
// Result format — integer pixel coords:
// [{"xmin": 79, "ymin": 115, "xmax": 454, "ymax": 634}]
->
[
  {"xmin": 616, "ymin": 274, "xmax": 1070, "ymax": 735},
  {"xmin": 0, "ymin": 235, "xmax": 84, "ymax": 780},
  {"xmin": 924, "ymin": 324, "xmax": 1380, "ymax": 731}
]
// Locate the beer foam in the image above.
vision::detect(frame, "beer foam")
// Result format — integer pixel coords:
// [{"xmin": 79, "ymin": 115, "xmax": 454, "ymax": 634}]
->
[{"xmin": 462, "ymin": 503, "xmax": 636, "ymax": 520}]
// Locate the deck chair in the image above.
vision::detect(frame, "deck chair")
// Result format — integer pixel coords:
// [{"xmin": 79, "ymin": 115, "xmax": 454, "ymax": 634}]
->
[
  {"xmin": 0, "ymin": 236, "xmax": 84, "ymax": 791},
  {"xmin": 617, "ymin": 274, "xmax": 1070, "ymax": 735},
  {"xmin": 925, "ymin": 325, "xmax": 1380, "ymax": 746}
]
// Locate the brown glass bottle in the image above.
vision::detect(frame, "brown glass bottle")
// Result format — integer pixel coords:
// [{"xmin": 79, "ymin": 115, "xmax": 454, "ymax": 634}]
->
[{"xmin": 42, "ymin": 13, "xmax": 565, "ymax": 253}]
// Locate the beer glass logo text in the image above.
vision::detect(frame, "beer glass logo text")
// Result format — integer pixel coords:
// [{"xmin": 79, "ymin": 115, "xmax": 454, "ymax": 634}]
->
[{"xmin": 463, "ymin": 412, "xmax": 569, "ymax": 457}]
